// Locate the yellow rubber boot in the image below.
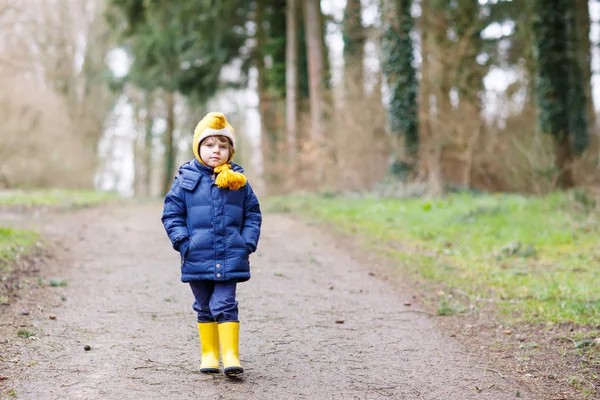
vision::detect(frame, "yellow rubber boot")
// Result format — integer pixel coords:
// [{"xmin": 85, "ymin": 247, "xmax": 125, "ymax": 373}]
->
[
  {"xmin": 197, "ymin": 322, "xmax": 220, "ymax": 373},
  {"xmin": 218, "ymin": 322, "xmax": 244, "ymax": 375}
]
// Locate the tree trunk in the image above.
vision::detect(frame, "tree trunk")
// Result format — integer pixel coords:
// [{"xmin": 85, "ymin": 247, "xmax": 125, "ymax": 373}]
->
[
  {"xmin": 256, "ymin": 0, "xmax": 278, "ymax": 193},
  {"xmin": 554, "ymin": 133, "xmax": 574, "ymax": 188},
  {"xmin": 320, "ymin": 9, "xmax": 332, "ymax": 94},
  {"xmin": 161, "ymin": 91, "xmax": 176, "ymax": 196},
  {"xmin": 454, "ymin": 0, "xmax": 484, "ymax": 188},
  {"xmin": 567, "ymin": 0, "xmax": 589, "ymax": 155},
  {"xmin": 256, "ymin": 0, "xmax": 269, "ymax": 181},
  {"xmin": 454, "ymin": 0, "xmax": 483, "ymax": 107},
  {"xmin": 382, "ymin": 0, "xmax": 419, "ymax": 173},
  {"xmin": 343, "ymin": 0, "xmax": 365, "ymax": 98},
  {"xmin": 143, "ymin": 92, "xmax": 154, "ymax": 196},
  {"xmin": 520, "ymin": 3, "xmax": 537, "ymax": 103},
  {"xmin": 303, "ymin": 0, "xmax": 324, "ymax": 143},
  {"xmin": 574, "ymin": 0, "xmax": 595, "ymax": 129},
  {"xmin": 419, "ymin": 0, "xmax": 443, "ymax": 196},
  {"xmin": 286, "ymin": 0, "xmax": 298, "ymax": 170},
  {"xmin": 132, "ymin": 95, "xmax": 143, "ymax": 197},
  {"xmin": 533, "ymin": 0, "xmax": 585, "ymax": 186}
]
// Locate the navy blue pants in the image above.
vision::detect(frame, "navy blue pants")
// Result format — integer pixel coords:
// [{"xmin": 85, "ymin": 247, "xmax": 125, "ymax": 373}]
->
[{"xmin": 189, "ymin": 280, "xmax": 238, "ymax": 323}]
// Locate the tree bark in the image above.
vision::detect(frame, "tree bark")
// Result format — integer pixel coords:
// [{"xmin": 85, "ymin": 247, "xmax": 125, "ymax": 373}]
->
[
  {"xmin": 286, "ymin": 0, "xmax": 298, "ymax": 169},
  {"xmin": 382, "ymin": 0, "xmax": 419, "ymax": 172},
  {"xmin": 533, "ymin": 0, "xmax": 584, "ymax": 187},
  {"xmin": 161, "ymin": 91, "xmax": 176, "ymax": 196},
  {"xmin": 419, "ymin": 0, "xmax": 443, "ymax": 196},
  {"xmin": 143, "ymin": 92, "xmax": 154, "ymax": 196},
  {"xmin": 303, "ymin": 0, "xmax": 324, "ymax": 143},
  {"xmin": 132, "ymin": 94, "xmax": 143, "ymax": 197},
  {"xmin": 256, "ymin": 0, "xmax": 276, "ymax": 193},
  {"xmin": 343, "ymin": 0, "xmax": 365, "ymax": 98},
  {"xmin": 574, "ymin": 0, "xmax": 595, "ymax": 129},
  {"xmin": 454, "ymin": 0, "xmax": 483, "ymax": 108},
  {"xmin": 554, "ymin": 133, "xmax": 574, "ymax": 188}
]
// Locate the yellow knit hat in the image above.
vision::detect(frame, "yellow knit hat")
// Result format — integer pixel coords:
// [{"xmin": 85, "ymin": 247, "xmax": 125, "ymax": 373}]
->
[
  {"xmin": 192, "ymin": 112, "xmax": 246, "ymax": 190},
  {"xmin": 193, "ymin": 112, "xmax": 236, "ymax": 163}
]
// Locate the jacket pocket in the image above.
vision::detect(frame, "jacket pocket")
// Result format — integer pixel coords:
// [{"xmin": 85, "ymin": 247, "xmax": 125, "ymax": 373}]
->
[
  {"xmin": 180, "ymin": 237, "xmax": 191, "ymax": 266},
  {"xmin": 231, "ymin": 230, "xmax": 247, "ymax": 249}
]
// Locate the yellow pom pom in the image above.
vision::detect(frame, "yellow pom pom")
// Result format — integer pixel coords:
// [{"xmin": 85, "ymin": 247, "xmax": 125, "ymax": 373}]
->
[
  {"xmin": 207, "ymin": 114, "xmax": 227, "ymax": 130},
  {"xmin": 214, "ymin": 164, "xmax": 247, "ymax": 190}
]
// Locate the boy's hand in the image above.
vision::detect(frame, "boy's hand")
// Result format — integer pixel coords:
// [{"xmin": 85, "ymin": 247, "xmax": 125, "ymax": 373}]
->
[
  {"xmin": 178, "ymin": 238, "xmax": 190, "ymax": 257},
  {"xmin": 246, "ymin": 243, "xmax": 256, "ymax": 254}
]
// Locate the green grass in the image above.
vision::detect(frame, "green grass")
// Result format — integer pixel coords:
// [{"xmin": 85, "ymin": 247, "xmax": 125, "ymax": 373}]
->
[
  {"xmin": 16, "ymin": 329, "xmax": 35, "ymax": 338},
  {"xmin": 0, "ymin": 189, "xmax": 118, "ymax": 208},
  {"xmin": 0, "ymin": 189, "xmax": 117, "ymax": 276},
  {"xmin": 264, "ymin": 190, "xmax": 600, "ymax": 325},
  {"xmin": 48, "ymin": 279, "xmax": 68, "ymax": 287},
  {"xmin": 0, "ymin": 227, "xmax": 40, "ymax": 273}
]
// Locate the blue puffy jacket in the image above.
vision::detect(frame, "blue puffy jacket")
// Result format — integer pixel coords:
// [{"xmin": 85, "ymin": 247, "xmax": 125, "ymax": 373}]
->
[{"xmin": 161, "ymin": 160, "xmax": 262, "ymax": 282}]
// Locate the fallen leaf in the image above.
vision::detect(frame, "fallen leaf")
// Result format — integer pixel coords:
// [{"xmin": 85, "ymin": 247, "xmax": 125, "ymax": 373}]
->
[
  {"xmin": 49, "ymin": 315, "xmax": 56, "ymax": 320},
  {"xmin": 403, "ymin": 301, "xmax": 412, "ymax": 306},
  {"xmin": 503, "ymin": 329, "xmax": 513, "ymax": 335},
  {"xmin": 335, "ymin": 320, "xmax": 344, "ymax": 324}
]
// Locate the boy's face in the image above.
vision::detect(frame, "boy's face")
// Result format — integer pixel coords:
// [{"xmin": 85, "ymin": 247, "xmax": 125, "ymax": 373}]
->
[{"xmin": 200, "ymin": 136, "xmax": 232, "ymax": 168}]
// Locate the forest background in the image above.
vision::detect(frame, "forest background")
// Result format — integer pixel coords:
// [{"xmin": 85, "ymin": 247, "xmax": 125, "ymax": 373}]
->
[{"xmin": 2, "ymin": 0, "xmax": 598, "ymax": 198}]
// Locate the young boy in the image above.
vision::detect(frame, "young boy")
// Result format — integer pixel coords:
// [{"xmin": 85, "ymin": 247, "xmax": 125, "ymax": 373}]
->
[{"xmin": 161, "ymin": 112, "xmax": 262, "ymax": 375}]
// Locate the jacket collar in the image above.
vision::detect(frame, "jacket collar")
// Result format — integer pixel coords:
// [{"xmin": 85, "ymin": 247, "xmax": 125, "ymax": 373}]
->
[
  {"xmin": 193, "ymin": 159, "xmax": 214, "ymax": 176},
  {"xmin": 178, "ymin": 160, "xmax": 245, "ymax": 191},
  {"xmin": 192, "ymin": 159, "xmax": 245, "ymax": 174}
]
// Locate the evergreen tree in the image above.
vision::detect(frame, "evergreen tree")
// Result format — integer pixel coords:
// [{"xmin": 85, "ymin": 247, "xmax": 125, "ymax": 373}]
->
[{"xmin": 108, "ymin": 0, "xmax": 249, "ymax": 194}]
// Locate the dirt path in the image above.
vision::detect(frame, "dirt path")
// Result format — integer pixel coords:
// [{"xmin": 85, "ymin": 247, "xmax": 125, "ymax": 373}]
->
[{"xmin": 1, "ymin": 201, "xmax": 534, "ymax": 399}]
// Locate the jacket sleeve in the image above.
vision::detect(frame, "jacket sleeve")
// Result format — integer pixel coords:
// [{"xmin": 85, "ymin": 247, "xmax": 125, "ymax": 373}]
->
[
  {"xmin": 241, "ymin": 182, "xmax": 262, "ymax": 253},
  {"xmin": 161, "ymin": 177, "xmax": 189, "ymax": 251}
]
